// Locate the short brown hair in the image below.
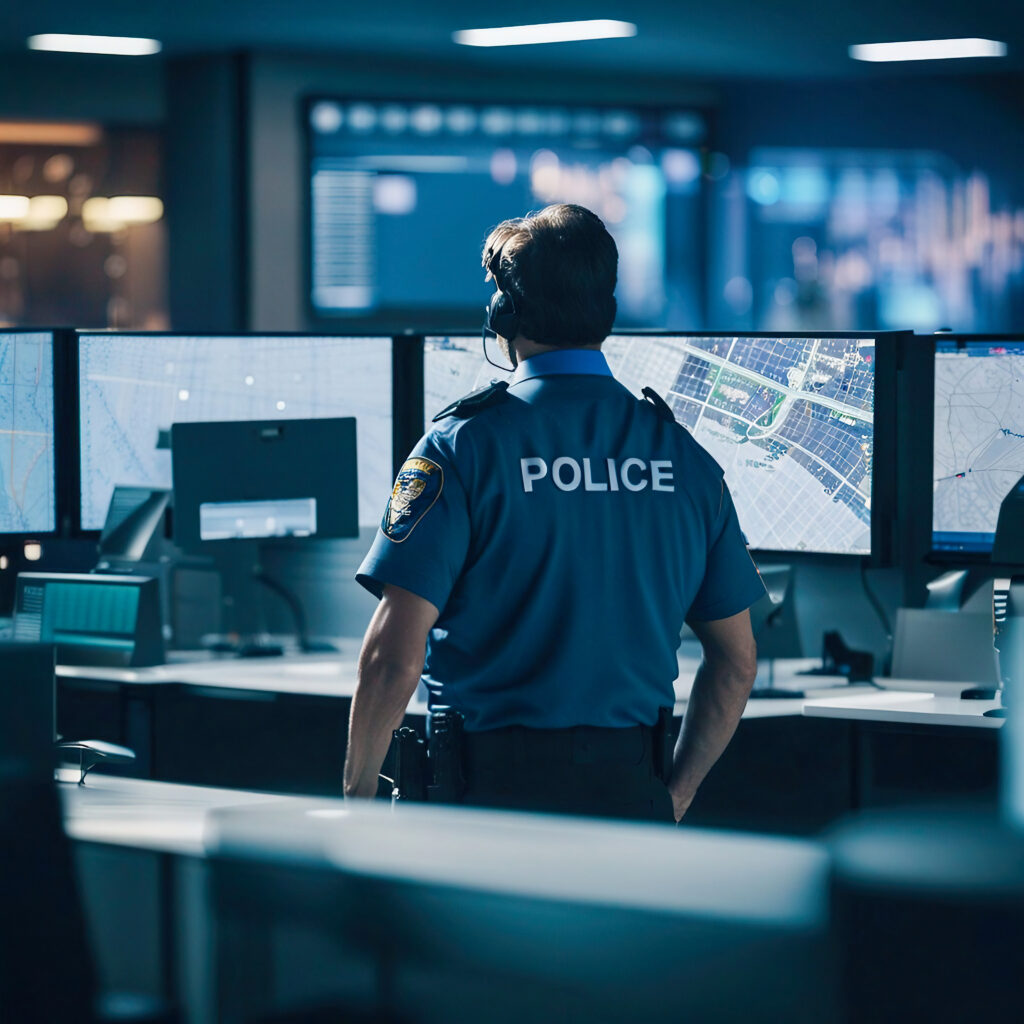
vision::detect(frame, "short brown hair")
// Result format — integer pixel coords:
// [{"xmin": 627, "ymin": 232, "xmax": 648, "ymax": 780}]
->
[{"xmin": 481, "ymin": 204, "xmax": 617, "ymax": 347}]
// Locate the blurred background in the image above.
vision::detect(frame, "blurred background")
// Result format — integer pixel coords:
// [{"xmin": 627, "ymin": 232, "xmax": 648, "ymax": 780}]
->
[{"xmin": 0, "ymin": 1, "xmax": 1021, "ymax": 336}]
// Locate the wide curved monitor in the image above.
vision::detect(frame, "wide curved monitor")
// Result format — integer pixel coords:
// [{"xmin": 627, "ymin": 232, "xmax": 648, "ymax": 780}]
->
[{"xmin": 425, "ymin": 333, "xmax": 877, "ymax": 555}]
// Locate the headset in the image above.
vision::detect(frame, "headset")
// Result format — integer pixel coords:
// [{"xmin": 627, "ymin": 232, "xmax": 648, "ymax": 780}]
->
[{"xmin": 482, "ymin": 248, "xmax": 522, "ymax": 371}]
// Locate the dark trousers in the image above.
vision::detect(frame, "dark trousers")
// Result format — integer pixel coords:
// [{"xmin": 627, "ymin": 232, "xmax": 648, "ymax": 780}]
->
[{"xmin": 457, "ymin": 722, "xmax": 675, "ymax": 824}]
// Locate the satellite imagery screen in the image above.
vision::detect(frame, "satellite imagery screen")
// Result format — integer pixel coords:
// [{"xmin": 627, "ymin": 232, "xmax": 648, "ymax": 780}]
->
[
  {"xmin": 79, "ymin": 335, "xmax": 392, "ymax": 529},
  {"xmin": 0, "ymin": 332, "xmax": 55, "ymax": 534},
  {"xmin": 933, "ymin": 340, "xmax": 1024, "ymax": 552},
  {"xmin": 425, "ymin": 334, "xmax": 874, "ymax": 554}
]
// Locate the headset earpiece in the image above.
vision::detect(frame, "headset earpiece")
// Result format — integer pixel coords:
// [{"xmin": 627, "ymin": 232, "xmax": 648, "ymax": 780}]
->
[{"xmin": 485, "ymin": 288, "xmax": 521, "ymax": 344}]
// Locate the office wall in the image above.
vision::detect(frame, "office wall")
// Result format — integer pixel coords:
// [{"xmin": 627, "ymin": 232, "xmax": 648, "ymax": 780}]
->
[
  {"xmin": 244, "ymin": 52, "xmax": 717, "ymax": 333},
  {"xmin": 0, "ymin": 53, "xmax": 164, "ymax": 123}
]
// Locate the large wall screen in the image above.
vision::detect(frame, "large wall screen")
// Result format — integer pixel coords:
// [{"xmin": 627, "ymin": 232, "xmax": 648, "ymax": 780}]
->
[{"xmin": 309, "ymin": 99, "xmax": 705, "ymax": 328}]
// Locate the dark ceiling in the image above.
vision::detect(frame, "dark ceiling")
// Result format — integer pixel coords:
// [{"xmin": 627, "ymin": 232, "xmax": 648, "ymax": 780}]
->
[{"xmin": 2, "ymin": 0, "xmax": 1023, "ymax": 78}]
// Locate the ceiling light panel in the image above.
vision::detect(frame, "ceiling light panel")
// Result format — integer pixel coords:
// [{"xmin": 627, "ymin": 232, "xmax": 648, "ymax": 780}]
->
[
  {"xmin": 454, "ymin": 20, "xmax": 637, "ymax": 47},
  {"xmin": 850, "ymin": 38, "xmax": 1007, "ymax": 62},
  {"xmin": 27, "ymin": 34, "xmax": 162, "ymax": 56}
]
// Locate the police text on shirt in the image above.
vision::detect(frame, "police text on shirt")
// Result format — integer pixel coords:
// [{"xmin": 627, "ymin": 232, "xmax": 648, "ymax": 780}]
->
[{"xmin": 520, "ymin": 457, "xmax": 674, "ymax": 493}]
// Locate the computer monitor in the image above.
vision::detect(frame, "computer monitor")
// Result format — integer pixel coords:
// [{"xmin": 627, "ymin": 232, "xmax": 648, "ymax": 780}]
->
[
  {"xmin": 0, "ymin": 331, "xmax": 56, "ymax": 535},
  {"xmin": 12, "ymin": 572, "xmax": 165, "ymax": 668},
  {"xmin": 308, "ymin": 98, "xmax": 705, "ymax": 328},
  {"xmin": 424, "ymin": 335, "xmax": 512, "ymax": 426},
  {"xmin": 77, "ymin": 334, "xmax": 392, "ymax": 531},
  {"xmin": 424, "ymin": 333, "xmax": 877, "ymax": 555},
  {"xmin": 170, "ymin": 418, "xmax": 359, "ymax": 551},
  {"xmin": 932, "ymin": 339, "xmax": 1024, "ymax": 554},
  {"xmin": 98, "ymin": 486, "xmax": 171, "ymax": 562}
]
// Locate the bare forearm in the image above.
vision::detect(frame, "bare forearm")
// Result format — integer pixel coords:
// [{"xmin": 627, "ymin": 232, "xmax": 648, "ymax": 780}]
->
[
  {"xmin": 668, "ymin": 658, "xmax": 754, "ymax": 819},
  {"xmin": 344, "ymin": 653, "xmax": 421, "ymax": 798}
]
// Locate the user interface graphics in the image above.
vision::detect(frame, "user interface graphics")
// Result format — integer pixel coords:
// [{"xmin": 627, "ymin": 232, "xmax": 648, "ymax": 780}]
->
[
  {"xmin": 309, "ymin": 99, "xmax": 705, "ymax": 327},
  {"xmin": 425, "ymin": 335, "xmax": 874, "ymax": 555},
  {"xmin": 424, "ymin": 335, "xmax": 512, "ymax": 427},
  {"xmin": 78, "ymin": 336, "xmax": 391, "ymax": 530},
  {"xmin": 0, "ymin": 332, "xmax": 56, "ymax": 534},
  {"xmin": 933, "ymin": 340, "xmax": 1024, "ymax": 552},
  {"xmin": 610, "ymin": 336, "xmax": 874, "ymax": 555}
]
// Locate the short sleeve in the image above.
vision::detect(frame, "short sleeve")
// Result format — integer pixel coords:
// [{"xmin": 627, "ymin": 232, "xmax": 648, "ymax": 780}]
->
[
  {"xmin": 355, "ymin": 433, "xmax": 471, "ymax": 612},
  {"xmin": 687, "ymin": 483, "xmax": 767, "ymax": 622}
]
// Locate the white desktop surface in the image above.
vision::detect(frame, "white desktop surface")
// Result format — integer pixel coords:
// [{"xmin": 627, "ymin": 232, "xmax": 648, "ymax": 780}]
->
[
  {"xmin": 60, "ymin": 770, "xmax": 829, "ymax": 927},
  {"xmin": 207, "ymin": 798, "xmax": 829, "ymax": 926},
  {"xmin": 803, "ymin": 691, "xmax": 1005, "ymax": 729},
  {"xmin": 57, "ymin": 651, "xmax": 860, "ymax": 722},
  {"xmin": 59, "ymin": 769, "xmax": 286, "ymax": 856}
]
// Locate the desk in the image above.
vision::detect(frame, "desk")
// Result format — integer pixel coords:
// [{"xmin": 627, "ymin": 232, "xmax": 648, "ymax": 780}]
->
[
  {"xmin": 60, "ymin": 770, "xmax": 294, "ymax": 1024},
  {"xmin": 61, "ymin": 771, "xmax": 835, "ymax": 1024},
  {"xmin": 58, "ymin": 651, "xmax": 429, "ymax": 795},
  {"xmin": 803, "ymin": 689, "xmax": 1001, "ymax": 810},
  {"xmin": 57, "ymin": 652, "xmax": 869, "ymax": 830},
  {"xmin": 804, "ymin": 690, "xmax": 1004, "ymax": 728},
  {"xmin": 205, "ymin": 799, "xmax": 833, "ymax": 1023}
]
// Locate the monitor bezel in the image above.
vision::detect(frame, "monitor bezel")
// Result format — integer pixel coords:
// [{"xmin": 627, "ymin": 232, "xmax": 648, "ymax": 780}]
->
[
  {"xmin": 927, "ymin": 333, "xmax": 1024, "ymax": 565},
  {"xmin": 71, "ymin": 330, "xmax": 404, "ymax": 538},
  {"xmin": 422, "ymin": 329, "xmax": 908, "ymax": 565},
  {"xmin": 0, "ymin": 327, "xmax": 66, "ymax": 541},
  {"xmin": 301, "ymin": 93, "xmax": 711, "ymax": 333}
]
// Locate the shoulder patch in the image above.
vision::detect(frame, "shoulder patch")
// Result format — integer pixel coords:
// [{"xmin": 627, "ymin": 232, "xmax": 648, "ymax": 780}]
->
[
  {"xmin": 432, "ymin": 380, "xmax": 510, "ymax": 422},
  {"xmin": 382, "ymin": 457, "xmax": 444, "ymax": 542},
  {"xmin": 641, "ymin": 386, "xmax": 676, "ymax": 424}
]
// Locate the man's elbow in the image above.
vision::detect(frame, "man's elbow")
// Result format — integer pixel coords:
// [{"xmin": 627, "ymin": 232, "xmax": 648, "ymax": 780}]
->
[
  {"xmin": 707, "ymin": 640, "xmax": 758, "ymax": 691},
  {"xmin": 360, "ymin": 642, "xmax": 424, "ymax": 686}
]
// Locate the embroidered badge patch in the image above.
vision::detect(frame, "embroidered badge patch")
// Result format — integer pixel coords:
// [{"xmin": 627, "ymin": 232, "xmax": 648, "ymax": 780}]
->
[{"xmin": 382, "ymin": 457, "xmax": 444, "ymax": 542}]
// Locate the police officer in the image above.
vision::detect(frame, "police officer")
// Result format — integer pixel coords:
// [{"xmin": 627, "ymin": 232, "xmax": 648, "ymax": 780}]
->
[{"xmin": 344, "ymin": 203, "xmax": 765, "ymax": 823}]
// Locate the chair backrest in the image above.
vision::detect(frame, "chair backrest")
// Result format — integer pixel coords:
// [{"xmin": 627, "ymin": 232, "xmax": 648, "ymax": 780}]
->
[{"xmin": 0, "ymin": 642, "xmax": 98, "ymax": 1022}]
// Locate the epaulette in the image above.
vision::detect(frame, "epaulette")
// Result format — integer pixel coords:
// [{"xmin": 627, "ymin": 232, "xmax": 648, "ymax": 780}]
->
[
  {"xmin": 432, "ymin": 380, "xmax": 511, "ymax": 422},
  {"xmin": 641, "ymin": 386, "xmax": 676, "ymax": 424}
]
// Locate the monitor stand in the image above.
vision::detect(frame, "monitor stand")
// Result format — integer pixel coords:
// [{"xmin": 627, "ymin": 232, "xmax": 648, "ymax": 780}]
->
[{"xmin": 213, "ymin": 542, "xmax": 337, "ymax": 657}]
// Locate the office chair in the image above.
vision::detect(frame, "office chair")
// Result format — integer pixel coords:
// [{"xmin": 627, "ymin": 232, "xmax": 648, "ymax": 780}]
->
[{"xmin": 0, "ymin": 642, "xmax": 177, "ymax": 1024}]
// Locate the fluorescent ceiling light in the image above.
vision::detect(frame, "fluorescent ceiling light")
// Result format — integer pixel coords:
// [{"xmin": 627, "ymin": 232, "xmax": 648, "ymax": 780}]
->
[
  {"xmin": 28, "ymin": 33, "xmax": 162, "ymax": 56},
  {"xmin": 850, "ymin": 38, "xmax": 1006, "ymax": 62},
  {"xmin": 454, "ymin": 20, "xmax": 636, "ymax": 47}
]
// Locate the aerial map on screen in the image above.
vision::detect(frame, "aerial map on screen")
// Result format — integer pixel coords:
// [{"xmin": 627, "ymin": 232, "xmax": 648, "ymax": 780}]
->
[
  {"xmin": 425, "ymin": 334, "xmax": 874, "ymax": 554},
  {"xmin": 0, "ymin": 332, "xmax": 55, "ymax": 534},
  {"xmin": 933, "ymin": 340, "xmax": 1024, "ymax": 552},
  {"xmin": 79, "ymin": 335, "xmax": 392, "ymax": 530}
]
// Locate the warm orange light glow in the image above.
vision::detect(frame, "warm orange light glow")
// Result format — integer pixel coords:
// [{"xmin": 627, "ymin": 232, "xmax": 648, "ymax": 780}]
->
[
  {"xmin": 0, "ymin": 121, "xmax": 103, "ymax": 146},
  {"xmin": 82, "ymin": 195, "xmax": 163, "ymax": 232}
]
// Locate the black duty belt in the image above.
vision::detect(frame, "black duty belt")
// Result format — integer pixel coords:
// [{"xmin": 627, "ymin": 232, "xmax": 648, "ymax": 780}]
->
[{"xmin": 464, "ymin": 722, "xmax": 655, "ymax": 769}]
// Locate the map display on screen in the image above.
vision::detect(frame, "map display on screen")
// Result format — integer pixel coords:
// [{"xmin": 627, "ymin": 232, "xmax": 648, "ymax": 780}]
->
[
  {"xmin": 933, "ymin": 340, "xmax": 1024, "ymax": 552},
  {"xmin": 0, "ymin": 332, "xmax": 55, "ymax": 534},
  {"xmin": 78, "ymin": 335, "xmax": 392, "ymax": 530},
  {"xmin": 425, "ymin": 334, "xmax": 874, "ymax": 554}
]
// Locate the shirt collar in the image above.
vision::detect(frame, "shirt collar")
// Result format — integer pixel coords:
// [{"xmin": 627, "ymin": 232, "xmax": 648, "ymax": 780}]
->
[{"xmin": 510, "ymin": 348, "xmax": 613, "ymax": 385}]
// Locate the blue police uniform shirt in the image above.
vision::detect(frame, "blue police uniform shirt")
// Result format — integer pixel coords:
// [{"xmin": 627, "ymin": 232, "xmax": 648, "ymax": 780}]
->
[{"xmin": 356, "ymin": 347, "xmax": 766, "ymax": 732}]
